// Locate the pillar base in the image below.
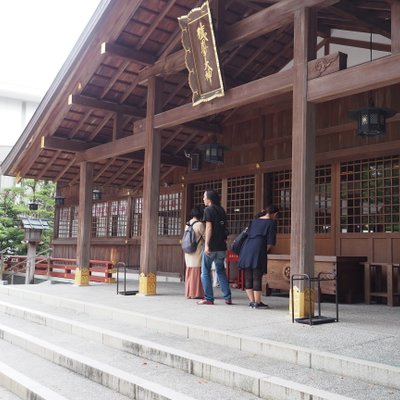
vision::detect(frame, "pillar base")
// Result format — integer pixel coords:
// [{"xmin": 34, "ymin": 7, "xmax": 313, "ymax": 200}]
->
[
  {"xmin": 74, "ymin": 268, "xmax": 90, "ymax": 286},
  {"xmin": 139, "ymin": 272, "xmax": 157, "ymax": 295},
  {"xmin": 289, "ymin": 285, "xmax": 315, "ymax": 318}
]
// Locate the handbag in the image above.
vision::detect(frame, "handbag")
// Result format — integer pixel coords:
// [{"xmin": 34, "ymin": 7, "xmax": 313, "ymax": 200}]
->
[{"xmin": 230, "ymin": 225, "xmax": 250, "ymax": 255}]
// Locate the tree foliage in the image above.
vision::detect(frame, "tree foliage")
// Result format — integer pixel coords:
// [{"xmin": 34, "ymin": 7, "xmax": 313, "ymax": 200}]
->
[{"xmin": 0, "ymin": 179, "xmax": 55, "ymax": 255}]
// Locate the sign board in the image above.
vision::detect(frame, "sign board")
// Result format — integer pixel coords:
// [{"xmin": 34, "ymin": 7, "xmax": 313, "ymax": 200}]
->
[{"xmin": 178, "ymin": 1, "xmax": 224, "ymax": 106}]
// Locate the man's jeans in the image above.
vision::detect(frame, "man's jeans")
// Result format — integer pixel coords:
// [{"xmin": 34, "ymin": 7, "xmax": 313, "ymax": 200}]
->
[{"xmin": 201, "ymin": 251, "xmax": 231, "ymax": 302}]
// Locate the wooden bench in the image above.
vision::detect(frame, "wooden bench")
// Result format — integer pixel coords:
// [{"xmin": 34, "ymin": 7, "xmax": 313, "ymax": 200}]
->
[{"xmin": 364, "ymin": 263, "xmax": 400, "ymax": 306}]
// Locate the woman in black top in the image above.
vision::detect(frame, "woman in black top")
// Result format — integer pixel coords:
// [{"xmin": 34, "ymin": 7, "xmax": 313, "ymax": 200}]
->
[{"xmin": 238, "ymin": 205, "xmax": 279, "ymax": 309}]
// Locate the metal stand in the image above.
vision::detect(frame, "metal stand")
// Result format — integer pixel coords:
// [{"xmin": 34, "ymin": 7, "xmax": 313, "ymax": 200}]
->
[
  {"xmin": 116, "ymin": 262, "xmax": 138, "ymax": 295},
  {"xmin": 291, "ymin": 272, "xmax": 339, "ymax": 325}
]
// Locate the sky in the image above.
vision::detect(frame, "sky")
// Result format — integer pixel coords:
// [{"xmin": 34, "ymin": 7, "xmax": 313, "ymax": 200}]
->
[{"xmin": 0, "ymin": 0, "xmax": 101, "ymax": 147}]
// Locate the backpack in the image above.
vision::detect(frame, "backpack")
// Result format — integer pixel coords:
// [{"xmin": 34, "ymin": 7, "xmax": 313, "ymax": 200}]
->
[{"xmin": 181, "ymin": 221, "xmax": 201, "ymax": 254}]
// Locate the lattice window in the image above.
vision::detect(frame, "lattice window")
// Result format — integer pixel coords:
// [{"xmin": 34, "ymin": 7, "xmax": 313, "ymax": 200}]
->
[
  {"xmin": 340, "ymin": 156, "xmax": 400, "ymax": 233},
  {"xmin": 57, "ymin": 207, "xmax": 71, "ymax": 238},
  {"xmin": 272, "ymin": 170, "xmax": 291, "ymax": 234},
  {"xmin": 227, "ymin": 175, "xmax": 255, "ymax": 234},
  {"xmin": 92, "ymin": 202, "xmax": 108, "ymax": 237},
  {"xmin": 315, "ymin": 167, "xmax": 332, "ymax": 233},
  {"xmin": 108, "ymin": 200, "xmax": 128, "ymax": 237},
  {"xmin": 158, "ymin": 192, "xmax": 182, "ymax": 236},
  {"xmin": 271, "ymin": 166, "xmax": 332, "ymax": 234},
  {"xmin": 192, "ymin": 180, "xmax": 222, "ymax": 210},
  {"xmin": 131, "ymin": 197, "xmax": 143, "ymax": 237},
  {"xmin": 71, "ymin": 207, "xmax": 78, "ymax": 237}
]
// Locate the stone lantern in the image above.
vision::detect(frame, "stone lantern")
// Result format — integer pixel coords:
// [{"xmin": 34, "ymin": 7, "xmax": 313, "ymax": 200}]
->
[{"xmin": 20, "ymin": 217, "xmax": 50, "ymax": 284}]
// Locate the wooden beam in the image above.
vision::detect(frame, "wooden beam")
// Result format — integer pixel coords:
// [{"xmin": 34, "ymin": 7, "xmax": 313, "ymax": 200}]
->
[
  {"xmin": 152, "ymin": 69, "xmax": 293, "ymax": 129},
  {"xmin": 123, "ymin": 150, "xmax": 187, "ymax": 167},
  {"xmin": 76, "ymin": 132, "xmax": 146, "ymax": 163},
  {"xmin": 100, "ymin": 42, "xmax": 156, "ymax": 65},
  {"xmin": 329, "ymin": 36, "xmax": 391, "ymax": 52},
  {"xmin": 68, "ymin": 94, "xmax": 144, "ymax": 117},
  {"xmin": 41, "ymin": 136, "xmax": 93, "ymax": 152},
  {"xmin": 308, "ymin": 53, "xmax": 400, "ymax": 103}
]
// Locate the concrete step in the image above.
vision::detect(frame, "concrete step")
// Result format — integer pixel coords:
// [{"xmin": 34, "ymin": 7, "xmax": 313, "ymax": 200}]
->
[
  {"xmin": 0, "ymin": 362, "xmax": 52, "ymax": 400},
  {"xmin": 0, "ymin": 386, "xmax": 21, "ymax": 400},
  {"xmin": 0, "ymin": 343, "xmax": 129, "ymax": 400},
  {"xmin": 0, "ymin": 286, "xmax": 399, "ymax": 392},
  {"xmin": 0, "ymin": 312, "xmax": 261, "ymax": 400},
  {"xmin": 0, "ymin": 289, "xmax": 399, "ymax": 399}
]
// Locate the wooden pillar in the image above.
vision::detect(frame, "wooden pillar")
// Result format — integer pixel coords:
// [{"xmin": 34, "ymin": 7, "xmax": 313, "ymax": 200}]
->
[
  {"xmin": 74, "ymin": 161, "xmax": 93, "ymax": 286},
  {"xmin": 139, "ymin": 76, "xmax": 163, "ymax": 295},
  {"xmin": 392, "ymin": 1, "xmax": 400, "ymax": 54},
  {"xmin": 290, "ymin": 8, "xmax": 317, "ymax": 318}
]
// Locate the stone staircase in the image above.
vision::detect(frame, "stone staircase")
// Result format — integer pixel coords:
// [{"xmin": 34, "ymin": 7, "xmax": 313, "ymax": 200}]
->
[{"xmin": 0, "ymin": 285, "xmax": 399, "ymax": 400}]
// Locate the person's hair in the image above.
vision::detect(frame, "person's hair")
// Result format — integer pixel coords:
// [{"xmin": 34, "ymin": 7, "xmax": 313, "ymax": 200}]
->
[
  {"xmin": 204, "ymin": 189, "xmax": 221, "ymax": 206},
  {"xmin": 190, "ymin": 206, "xmax": 203, "ymax": 220},
  {"xmin": 255, "ymin": 205, "xmax": 279, "ymax": 218}
]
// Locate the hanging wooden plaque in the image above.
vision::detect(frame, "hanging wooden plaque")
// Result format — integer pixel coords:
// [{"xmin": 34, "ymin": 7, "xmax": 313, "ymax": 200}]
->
[{"xmin": 178, "ymin": 1, "xmax": 224, "ymax": 106}]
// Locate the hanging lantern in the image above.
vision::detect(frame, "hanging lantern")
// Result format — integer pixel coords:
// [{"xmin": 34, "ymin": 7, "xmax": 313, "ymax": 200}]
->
[
  {"xmin": 349, "ymin": 99, "xmax": 396, "ymax": 137},
  {"xmin": 92, "ymin": 189, "xmax": 102, "ymax": 201},
  {"xmin": 348, "ymin": 33, "xmax": 396, "ymax": 137},
  {"xmin": 199, "ymin": 142, "xmax": 227, "ymax": 164}
]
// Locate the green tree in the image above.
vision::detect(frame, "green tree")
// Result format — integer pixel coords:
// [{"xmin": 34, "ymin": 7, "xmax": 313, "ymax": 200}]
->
[{"xmin": 0, "ymin": 179, "xmax": 55, "ymax": 255}]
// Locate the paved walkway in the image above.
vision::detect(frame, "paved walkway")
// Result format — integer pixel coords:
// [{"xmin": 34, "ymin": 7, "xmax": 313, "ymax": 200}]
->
[{"xmin": 8, "ymin": 276, "xmax": 400, "ymax": 368}]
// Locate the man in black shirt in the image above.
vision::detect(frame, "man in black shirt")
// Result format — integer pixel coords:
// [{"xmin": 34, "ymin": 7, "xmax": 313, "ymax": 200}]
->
[{"xmin": 197, "ymin": 189, "xmax": 232, "ymax": 305}]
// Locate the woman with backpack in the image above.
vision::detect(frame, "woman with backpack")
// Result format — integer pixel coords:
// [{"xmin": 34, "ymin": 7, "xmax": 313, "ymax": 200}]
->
[{"xmin": 183, "ymin": 206, "xmax": 205, "ymax": 299}]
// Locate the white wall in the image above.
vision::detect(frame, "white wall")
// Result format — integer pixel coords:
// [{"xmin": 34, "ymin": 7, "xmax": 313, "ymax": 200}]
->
[{"xmin": 0, "ymin": 89, "xmax": 40, "ymax": 188}]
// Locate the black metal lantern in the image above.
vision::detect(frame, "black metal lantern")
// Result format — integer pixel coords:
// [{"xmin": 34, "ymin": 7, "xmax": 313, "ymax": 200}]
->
[
  {"xmin": 54, "ymin": 196, "xmax": 65, "ymax": 206},
  {"xmin": 349, "ymin": 100, "xmax": 396, "ymax": 137},
  {"xmin": 199, "ymin": 142, "xmax": 226, "ymax": 164},
  {"xmin": 28, "ymin": 202, "xmax": 38, "ymax": 211},
  {"xmin": 92, "ymin": 189, "xmax": 102, "ymax": 201}
]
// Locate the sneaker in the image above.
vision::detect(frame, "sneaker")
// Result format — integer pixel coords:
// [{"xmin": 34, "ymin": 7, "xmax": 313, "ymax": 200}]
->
[
  {"xmin": 252, "ymin": 302, "xmax": 269, "ymax": 309},
  {"xmin": 197, "ymin": 299, "xmax": 214, "ymax": 305},
  {"xmin": 248, "ymin": 302, "xmax": 255, "ymax": 308},
  {"xmin": 225, "ymin": 299, "xmax": 232, "ymax": 305}
]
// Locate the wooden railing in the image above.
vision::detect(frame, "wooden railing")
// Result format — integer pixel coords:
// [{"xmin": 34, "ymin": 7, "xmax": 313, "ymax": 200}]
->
[{"xmin": 3, "ymin": 256, "xmax": 115, "ymax": 284}]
